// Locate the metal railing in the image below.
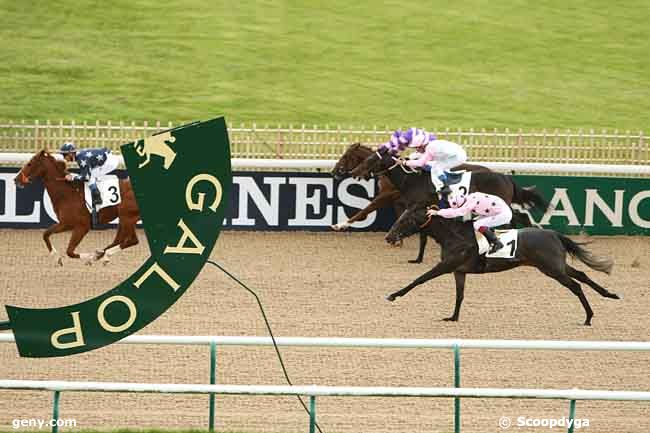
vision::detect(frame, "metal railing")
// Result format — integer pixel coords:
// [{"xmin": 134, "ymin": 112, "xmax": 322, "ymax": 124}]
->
[
  {"xmin": 0, "ymin": 121, "xmax": 647, "ymax": 165},
  {"xmin": 2, "ymin": 333, "xmax": 650, "ymax": 433},
  {"xmin": 2, "ymin": 379, "xmax": 650, "ymax": 433}
]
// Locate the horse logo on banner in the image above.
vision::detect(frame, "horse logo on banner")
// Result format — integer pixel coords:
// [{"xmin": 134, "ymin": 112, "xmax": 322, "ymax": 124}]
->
[
  {"xmin": 134, "ymin": 131, "xmax": 178, "ymax": 170},
  {"xmin": 3, "ymin": 117, "xmax": 232, "ymax": 357}
]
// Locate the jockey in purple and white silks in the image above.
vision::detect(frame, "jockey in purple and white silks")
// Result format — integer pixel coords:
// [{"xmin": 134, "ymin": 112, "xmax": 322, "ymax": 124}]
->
[
  {"xmin": 59, "ymin": 142, "xmax": 120, "ymax": 206},
  {"xmin": 428, "ymin": 191, "xmax": 513, "ymax": 253},
  {"xmin": 382, "ymin": 128, "xmax": 468, "ymax": 196}
]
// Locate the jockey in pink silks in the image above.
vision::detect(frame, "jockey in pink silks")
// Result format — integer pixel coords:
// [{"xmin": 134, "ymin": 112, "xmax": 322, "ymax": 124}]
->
[
  {"xmin": 381, "ymin": 127, "xmax": 468, "ymax": 198},
  {"xmin": 427, "ymin": 191, "xmax": 513, "ymax": 253}
]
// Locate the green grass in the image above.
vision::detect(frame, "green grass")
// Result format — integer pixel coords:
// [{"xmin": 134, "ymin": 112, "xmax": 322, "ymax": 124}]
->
[{"xmin": 0, "ymin": 0, "xmax": 648, "ymax": 130}]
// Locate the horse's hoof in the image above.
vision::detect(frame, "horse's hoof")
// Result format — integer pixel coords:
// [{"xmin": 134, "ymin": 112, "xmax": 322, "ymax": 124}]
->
[
  {"xmin": 385, "ymin": 294, "xmax": 396, "ymax": 302},
  {"xmin": 442, "ymin": 317, "xmax": 458, "ymax": 322},
  {"xmin": 56, "ymin": 257, "xmax": 63, "ymax": 267},
  {"xmin": 408, "ymin": 259, "xmax": 423, "ymax": 264}
]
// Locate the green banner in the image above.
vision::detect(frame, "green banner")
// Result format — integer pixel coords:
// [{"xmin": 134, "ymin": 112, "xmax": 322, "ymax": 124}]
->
[
  {"xmin": 6, "ymin": 117, "xmax": 231, "ymax": 357},
  {"xmin": 513, "ymin": 175, "xmax": 650, "ymax": 235}
]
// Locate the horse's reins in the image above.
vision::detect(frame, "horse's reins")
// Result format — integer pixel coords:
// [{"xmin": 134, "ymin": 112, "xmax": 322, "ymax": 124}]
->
[
  {"xmin": 419, "ymin": 205, "xmax": 439, "ymax": 229},
  {"xmin": 368, "ymin": 151, "xmax": 401, "ymax": 177},
  {"xmin": 420, "ymin": 215, "xmax": 433, "ymax": 229}
]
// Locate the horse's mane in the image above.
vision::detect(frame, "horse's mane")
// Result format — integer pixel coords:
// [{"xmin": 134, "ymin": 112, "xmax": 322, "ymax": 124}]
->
[
  {"xmin": 352, "ymin": 142, "xmax": 374, "ymax": 154},
  {"xmin": 38, "ymin": 151, "xmax": 68, "ymax": 175},
  {"xmin": 53, "ymin": 159, "xmax": 67, "ymax": 174}
]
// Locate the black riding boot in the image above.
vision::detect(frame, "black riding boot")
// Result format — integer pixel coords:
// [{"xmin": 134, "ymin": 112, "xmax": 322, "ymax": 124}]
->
[
  {"xmin": 90, "ymin": 183, "xmax": 102, "ymax": 206},
  {"xmin": 438, "ymin": 174, "xmax": 452, "ymax": 195},
  {"xmin": 481, "ymin": 228, "xmax": 503, "ymax": 253}
]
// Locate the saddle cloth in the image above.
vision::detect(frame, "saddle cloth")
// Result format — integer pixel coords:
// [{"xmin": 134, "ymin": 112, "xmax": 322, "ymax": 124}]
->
[
  {"xmin": 475, "ymin": 229, "xmax": 518, "ymax": 258},
  {"xmin": 446, "ymin": 170, "xmax": 471, "ymax": 197},
  {"xmin": 443, "ymin": 170, "xmax": 473, "ymax": 221},
  {"xmin": 84, "ymin": 175, "xmax": 122, "ymax": 212}
]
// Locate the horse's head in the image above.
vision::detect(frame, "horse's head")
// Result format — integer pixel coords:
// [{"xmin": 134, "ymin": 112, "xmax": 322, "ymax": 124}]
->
[
  {"xmin": 14, "ymin": 150, "xmax": 63, "ymax": 188},
  {"xmin": 385, "ymin": 202, "xmax": 431, "ymax": 245},
  {"xmin": 350, "ymin": 146, "xmax": 395, "ymax": 179},
  {"xmin": 331, "ymin": 142, "xmax": 374, "ymax": 180}
]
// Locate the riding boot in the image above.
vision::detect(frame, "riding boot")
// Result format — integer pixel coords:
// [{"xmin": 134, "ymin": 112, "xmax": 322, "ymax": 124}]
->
[
  {"xmin": 481, "ymin": 227, "xmax": 503, "ymax": 253},
  {"xmin": 89, "ymin": 183, "xmax": 102, "ymax": 206},
  {"xmin": 438, "ymin": 174, "xmax": 452, "ymax": 196}
]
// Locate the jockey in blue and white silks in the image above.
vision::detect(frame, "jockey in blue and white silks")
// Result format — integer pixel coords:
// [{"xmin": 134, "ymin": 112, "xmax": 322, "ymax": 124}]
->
[
  {"xmin": 382, "ymin": 128, "xmax": 467, "ymax": 195},
  {"xmin": 60, "ymin": 142, "xmax": 120, "ymax": 206}
]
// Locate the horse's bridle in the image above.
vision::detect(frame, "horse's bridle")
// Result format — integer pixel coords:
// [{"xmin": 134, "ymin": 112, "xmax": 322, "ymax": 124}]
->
[
  {"xmin": 367, "ymin": 151, "xmax": 399, "ymax": 177},
  {"xmin": 15, "ymin": 169, "xmax": 31, "ymax": 187}
]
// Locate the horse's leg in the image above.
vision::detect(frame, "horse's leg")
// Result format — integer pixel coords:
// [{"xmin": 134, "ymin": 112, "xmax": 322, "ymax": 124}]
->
[
  {"xmin": 102, "ymin": 221, "xmax": 139, "ymax": 262},
  {"xmin": 95, "ymin": 224, "xmax": 124, "ymax": 262},
  {"xmin": 65, "ymin": 224, "xmax": 92, "ymax": 264},
  {"xmin": 43, "ymin": 223, "xmax": 70, "ymax": 266},
  {"xmin": 444, "ymin": 272, "xmax": 466, "ymax": 321},
  {"xmin": 409, "ymin": 232, "xmax": 428, "ymax": 264},
  {"xmin": 332, "ymin": 190, "xmax": 400, "ymax": 231},
  {"xmin": 567, "ymin": 266, "xmax": 620, "ymax": 299},
  {"xmin": 386, "ymin": 255, "xmax": 464, "ymax": 302},
  {"xmin": 545, "ymin": 272, "xmax": 594, "ymax": 326}
]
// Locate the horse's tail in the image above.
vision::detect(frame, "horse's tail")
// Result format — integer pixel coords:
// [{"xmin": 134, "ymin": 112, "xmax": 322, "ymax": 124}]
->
[
  {"xmin": 557, "ymin": 233, "xmax": 613, "ymax": 275},
  {"xmin": 511, "ymin": 181, "xmax": 549, "ymax": 211}
]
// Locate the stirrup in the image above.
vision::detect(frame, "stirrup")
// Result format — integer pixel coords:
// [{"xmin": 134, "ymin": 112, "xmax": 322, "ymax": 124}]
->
[{"xmin": 91, "ymin": 207, "xmax": 99, "ymax": 228}]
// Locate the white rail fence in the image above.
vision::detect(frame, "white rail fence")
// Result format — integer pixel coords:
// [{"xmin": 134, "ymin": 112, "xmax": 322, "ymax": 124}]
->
[
  {"xmin": 2, "ymin": 152, "xmax": 650, "ymax": 175},
  {"xmin": 0, "ymin": 121, "xmax": 647, "ymax": 165},
  {"xmin": 2, "ymin": 334, "xmax": 650, "ymax": 433}
]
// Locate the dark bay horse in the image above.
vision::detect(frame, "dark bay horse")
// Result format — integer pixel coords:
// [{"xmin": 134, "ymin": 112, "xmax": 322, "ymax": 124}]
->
[
  {"xmin": 331, "ymin": 143, "xmax": 493, "ymax": 263},
  {"xmin": 384, "ymin": 203, "xmax": 619, "ymax": 326},
  {"xmin": 350, "ymin": 146, "xmax": 547, "ymax": 212},
  {"xmin": 14, "ymin": 150, "xmax": 141, "ymax": 265}
]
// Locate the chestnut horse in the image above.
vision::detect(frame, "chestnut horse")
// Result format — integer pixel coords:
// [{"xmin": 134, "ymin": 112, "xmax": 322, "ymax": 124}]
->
[{"xmin": 14, "ymin": 150, "xmax": 140, "ymax": 265}]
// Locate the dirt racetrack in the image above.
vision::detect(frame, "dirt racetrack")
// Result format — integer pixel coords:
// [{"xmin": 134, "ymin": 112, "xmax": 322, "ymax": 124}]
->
[{"xmin": 1, "ymin": 229, "xmax": 649, "ymax": 433}]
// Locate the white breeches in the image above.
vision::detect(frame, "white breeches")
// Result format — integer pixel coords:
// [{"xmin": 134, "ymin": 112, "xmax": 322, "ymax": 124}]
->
[
  {"xmin": 429, "ymin": 148, "xmax": 468, "ymax": 177},
  {"xmin": 428, "ymin": 149, "xmax": 468, "ymax": 188},
  {"xmin": 89, "ymin": 154, "xmax": 120, "ymax": 183},
  {"xmin": 473, "ymin": 207, "xmax": 513, "ymax": 230}
]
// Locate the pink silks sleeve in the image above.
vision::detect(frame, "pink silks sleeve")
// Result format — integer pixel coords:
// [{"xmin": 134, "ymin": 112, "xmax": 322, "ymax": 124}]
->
[{"xmin": 404, "ymin": 146, "xmax": 433, "ymax": 168}]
